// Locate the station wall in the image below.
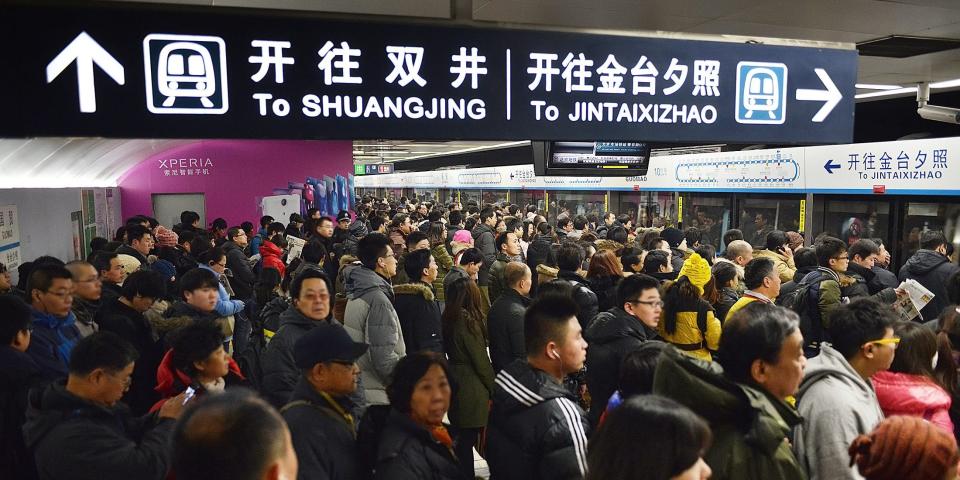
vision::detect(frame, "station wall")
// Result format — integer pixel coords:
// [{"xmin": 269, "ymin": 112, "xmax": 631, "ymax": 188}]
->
[{"xmin": 119, "ymin": 140, "xmax": 353, "ymax": 227}]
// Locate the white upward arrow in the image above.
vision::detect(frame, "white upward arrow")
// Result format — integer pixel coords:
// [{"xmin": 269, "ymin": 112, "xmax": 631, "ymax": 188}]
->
[
  {"xmin": 795, "ymin": 68, "xmax": 842, "ymax": 123},
  {"xmin": 46, "ymin": 32, "xmax": 125, "ymax": 113}
]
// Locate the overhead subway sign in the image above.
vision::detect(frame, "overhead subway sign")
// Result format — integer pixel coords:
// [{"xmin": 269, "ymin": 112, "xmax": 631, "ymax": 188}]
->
[{"xmin": 0, "ymin": 3, "xmax": 857, "ymax": 143}]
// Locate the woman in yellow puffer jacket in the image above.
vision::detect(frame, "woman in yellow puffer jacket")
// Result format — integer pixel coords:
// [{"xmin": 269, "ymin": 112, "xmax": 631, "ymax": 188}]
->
[{"xmin": 658, "ymin": 253, "xmax": 722, "ymax": 362}]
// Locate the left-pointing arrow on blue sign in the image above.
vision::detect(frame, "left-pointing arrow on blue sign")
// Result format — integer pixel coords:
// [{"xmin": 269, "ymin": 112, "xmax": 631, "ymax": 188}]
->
[
  {"xmin": 824, "ymin": 159, "xmax": 841, "ymax": 174},
  {"xmin": 46, "ymin": 32, "xmax": 125, "ymax": 113}
]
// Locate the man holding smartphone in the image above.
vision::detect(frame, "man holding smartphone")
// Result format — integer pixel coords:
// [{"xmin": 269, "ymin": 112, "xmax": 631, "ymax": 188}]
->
[{"xmin": 754, "ymin": 230, "xmax": 797, "ymax": 283}]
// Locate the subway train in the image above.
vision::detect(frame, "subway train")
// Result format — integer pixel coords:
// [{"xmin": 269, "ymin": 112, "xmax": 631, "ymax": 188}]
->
[{"xmin": 357, "ymin": 136, "xmax": 960, "ymax": 272}]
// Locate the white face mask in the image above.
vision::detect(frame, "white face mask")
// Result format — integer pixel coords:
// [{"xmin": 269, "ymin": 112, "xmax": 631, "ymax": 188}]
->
[{"xmin": 933, "ymin": 352, "xmax": 940, "ymax": 370}]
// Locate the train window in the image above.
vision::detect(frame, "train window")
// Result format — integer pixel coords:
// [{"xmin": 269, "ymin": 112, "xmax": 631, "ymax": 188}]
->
[
  {"xmin": 736, "ymin": 196, "xmax": 802, "ymax": 249},
  {"xmin": 481, "ymin": 190, "xmax": 508, "ymax": 206},
  {"xmin": 617, "ymin": 192, "xmax": 677, "ymax": 229},
  {"xmin": 413, "ymin": 189, "xmax": 438, "ymax": 203},
  {"xmin": 813, "ymin": 199, "xmax": 892, "ymax": 247},
  {"xmin": 513, "ymin": 190, "xmax": 545, "ymax": 214},
  {"xmin": 900, "ymin": 202, "xmax": 960, "ymax": 267},
  {"xmin": 681, "ymin": 193, "xmax": 733, "ymax": 251},
  {"xmin": 458, "ymin": 189, "xmax": 482, "ymax": 206},
  {"xmin": 547, "ymin": 190, "xmax": 606, "ymax": 224}
]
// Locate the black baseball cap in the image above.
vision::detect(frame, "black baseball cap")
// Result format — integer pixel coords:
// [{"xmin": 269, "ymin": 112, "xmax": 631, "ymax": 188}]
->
[{"xmin": 294, "ymin": 323, "xmax": 368, "ymax": 369}]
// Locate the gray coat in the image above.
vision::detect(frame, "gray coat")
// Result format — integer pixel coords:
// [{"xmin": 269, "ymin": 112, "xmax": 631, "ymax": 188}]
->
[
  {"xmin": 343, "ymin": 264, "xmax": 405, "ymax": 405},
  {"xmin": 472, "ymin": 223, "xmax": 497, "ymax": 286}
]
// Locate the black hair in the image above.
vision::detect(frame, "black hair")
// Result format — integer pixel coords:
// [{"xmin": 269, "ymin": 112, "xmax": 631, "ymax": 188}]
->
[
  {"xmin": 890, "ymin": 321, "xmax": 939, "ymax": 383},
  {"xmin": 557, "ymin": 242, "xmax": 584, "ymax": 272},
  {"xmin": 684, "ymin": 227, "xmax": 702, "ymax": 247},
  {"xmin": 405, "ymin": 231, "xmax": 428, "ymax": 249},
  {"xmin": 920, "ymin": 230, "xmax": 947, "ymax": 250},
  {"xmin": 608, "ymin": 226, "xmax": 628, "ymax": 245},
  {"xmin": 643, "ymin": 235, "xmax": 666, "ymax": 252},
  {"xmin": 828, "ymin": 298, "xmax": 896, "ymax": 359},
  {"xmin": 357, "ymin": 233, "xmax": 391, "ymax": 269},
  {"xmin": 711, "ymin": 261, "xmax": 738, "ymax": 287},
  {"xmin": 26, "ymin": 264, "xmax": 73, "ymax": 298},
  {"xmin": 240, "ymin": 221, "xmax": 254, "ymax": 235},
  {"xmin": 387, "ymin": 351, "xmax": 454, "ymax": 415},
  {"xmin": 458, "ymin": 247, "xmax": 484, "ymax": 266},
  {"xmin": 948, "ymin": 271, "xmax": 960, "ymax": 305},
  {"xmin": 448, "ymin": 210, "xmax": 463, "ymax": 226},
  {"xmin": 848, "ymin": 239, "xmax": 880, "ymax": 262},
  {"xmin": 617, "ymin": 214, "xmax": 631, "ymax": 226},
  {"xmin": 616, "ymin": 273, "xmax": 660, "ymax": 307},
  {"xmin": 269, "ymin": 234, "xmax": 288, "ymax": 249},
  {"xmin": 793, "ymin": 247, "xmax": 818, "ymax": 269},
  {"xmin": 181, "ymin": 211, "xmax": 200, "ymax": 226},
  {"xmin": 0, "ymin": 294, "xmax": 31, "ymax": 345},
  {"xmin": 92, "ymin": 251, "xmax": 118, "ymax": 274},
  {"xmin": 391, "ymin": 213, "xmax": 409, "ymax": 228},
  {"xmin": 662, "ymin": 277, "xmax": 703, "ymax": 335},
  {"xmin": 125, "ymin": 224, "xmax": 151, "ymax": 246},
  {"xmin": 168, "ymin": 321, "xmax": 225, "ymax": 378},
  {"xmin": 524, "ymin": 293, "xmax": 579, "ymax": 355},
  {"xmin": 198, "ymin": 247, "xmax": 226, "ymax": 266},
  {"xmin": 369, "ymin": 215, "xmax": 387, "ymax": 232},
  {"xmin": 404, "ymin": 249, "xmax": 433, "ymax": 281},
  {"xmin": 558, "ymin": 217, "xmax": 572, "ymax": 230},
  {"xmin": 120, "ymin": 270, "xmax": 167, "ymax": 301},
  {"xmin": 718, "ymin": 302, "xmax": 799, "ymax": 385},
  {"xmin": 227, "ymin": 227, "xmax": 243, "ymax": 241},
  {"xmin": 722, "ymin": 229, "xmax": 744, "ymax": 248},
  {"xmin": 765, "ymin": 230, "xmax": 789, "ymax": 252},
  {"xmin": 621, "ymin": 253, "xmax": 642, "ymax": 273},
  {"xmin": 268, "ymin": 222, "xmax": 286, "ymax": 235},
  {"xmin": 642, "ymin": 250, "xmax": 670, "ymax": 274},
  {"xmin": 301, "ymin": 241, "xmax": 326, "ymax": 264},
  {"xmin": 178, "ymin": 230, "xmax": 197, "ymax": 246},
  {"xmin": 254, "ymin": 268, "xmax": 282, "ymax": 307},
  {"xmin": 290, "ymin": 269, "xmax": 330, "ymax": 301},
  {"xmin": 89, "ymin": 237, "xmax": 109, "ymax": 254},
  {"xmin": 573, "ymin": 215, "xmax": 588, "ymax": 230},
  {"xmin": 743, "ymin": 257, "xmax": 775, "ymax": 290},
  {"xmin": 179, "ymin": 268, "xmax": 220, "ymax": 296},
  {"xmin": 69, "ymin": 331, "xmax": 139, "ymax": 376},
  {"xmin": 586, "ymin": 395, "xmax": 711, "ymax": 480},
  {"xmin": 259, "ymin": 215, "xmax": 274, "ymax": 228},
  {"xmin": 212, "ymin": 218, "xmax": 228, "ymax": 231},
  {"xmin": 172, "ymin": 390, "xmax": 288, "ymax": 480},
  {"xmin": 693, "ymin": 245, "xmax": 716, "ymax": 265},
  {"xmin": 495, "ymin": 231, "xmax": 513, "ymax": 253},
  {"xmin": 618, "ymin": 342, "xmax": 668, "ymax": 398},
  {"xmin": 479, "ymin": 208, "xmax": 496, "ymax": 223},
  {"xmin": 815, "ymin": 236, "xmax": 847, "ymax": 268}
]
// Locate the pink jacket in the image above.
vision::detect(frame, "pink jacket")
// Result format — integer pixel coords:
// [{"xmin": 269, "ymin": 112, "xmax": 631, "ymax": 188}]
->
[{"xmin": 872, "ymin": 370, "xmax": 954, "ymax": 434}]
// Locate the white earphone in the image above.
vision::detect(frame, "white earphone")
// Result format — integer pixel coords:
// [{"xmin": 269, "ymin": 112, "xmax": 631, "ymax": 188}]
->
[{"xmin": 551, "ymin": 348, "xmax": 560, "ymax": 360}]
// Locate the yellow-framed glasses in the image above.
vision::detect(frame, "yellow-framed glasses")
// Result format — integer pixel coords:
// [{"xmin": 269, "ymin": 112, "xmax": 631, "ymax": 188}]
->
[{"xmin": 866, "ymin": 337, "xmax": 901, "ymax": 348}]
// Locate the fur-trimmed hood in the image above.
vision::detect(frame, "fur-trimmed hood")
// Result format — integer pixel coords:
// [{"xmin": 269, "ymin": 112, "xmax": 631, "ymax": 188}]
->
[{"xmin": 392, "ymin": 282, "xmax": 435, "ymax": 302}]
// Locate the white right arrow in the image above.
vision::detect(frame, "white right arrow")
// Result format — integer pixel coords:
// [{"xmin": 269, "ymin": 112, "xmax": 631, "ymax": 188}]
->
[
  {"xmin": 795, "ymin": 68, "xmax": 842, "ymax": 123},
  {"xmin": 46, "ymin": 31, "xmax": 125, "ymax": 113}
]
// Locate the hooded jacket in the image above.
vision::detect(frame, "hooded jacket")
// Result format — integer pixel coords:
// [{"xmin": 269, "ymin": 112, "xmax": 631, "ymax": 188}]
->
[
  {"xmin": 754, "ymin": 249, "xmax": 798, "ymax": 283},
  {"xmin": 778, "ymin": 265, "xmax": 819, "ymax": 303},
  {"xmin": 653, "ymin": 348, "xmax": 805, "ymax": 480},
  {"xmin": 472, "ymin": 223, "xmax": 497, "ymax": 286},
  {"xmin": 161, "ymin": 300, "xmax": 233, "ymax": 339},
  {"xmin": 715, "ymin": 286, "xmax": 740, "ymax": 324},
  {"xmin": 22, "ymin": 379, "xmax": 175, "ymax": 480},
  {"xmin": 794, "ymin": 344, "xmax": 885, "ymax": 480},
  {"xmin": 115, "ymin": 244, "xmax": 148, "ymax": 269},
  {"xmin": 488, "ymin": 288, "xmax": 532, "ymax": 372},
  {"xmin": 26, "ymin": 308, "xmax": 82, "ymax": 380},
  {"xmin": 485, "ymin": 360, "xmax": 590, "ymax": 480},
  {"xmin": 899, "ymin": 249, "xmax": 960, "ymax": 321},
  {"xmin": 149, "ymin": 348, "xmax": 245, "ymax": 412},
  {"xmin": 557, "ymin": 270, "xmax": 599, "ymax": 329},
  {"xmin": 259, "ymin": 240, "xmax": 286, "ymax": 279},
  {"xmin": 872, "ymin": 370, "xmax": 954, "ymax": 434},
  {"xmin": 392, "ymin": 282, "xmax": 443, "ymax": 355},
  {"xmin": 343, "ymin": 264, "xmax": 405, "ymax": 406},
  {"xmin": 442, "ymin": 265, "xmax": 470, "ymax": 299},
  {"xmin": 584, "ymin": 306, "xmax": 659, "ymax": 427},
  {"xmin": 0, "ymin": 346, "xmax": 44, "ymax": 479},
  {"xmin": 374, "ymin": 408, "xmax": 461, "ymax": 480},
  {"xmin": 262, "ymin": 305, "xmax": 324, "ymax": 407}
]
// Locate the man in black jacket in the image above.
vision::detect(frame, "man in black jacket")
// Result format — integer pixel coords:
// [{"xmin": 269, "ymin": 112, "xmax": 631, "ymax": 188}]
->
[
  {"xmin": 899, "ymin": 230, "xmax": 960, "ymax": 320},
  {"xmin": 584, "ymin": 273, "xmax": 662, "ymax": 427},
  {"xmin": 473, "ymin": 208, "xmax": 499, "ymax": 309},
  {"xmin": 393, "ymin": 249, "xmax": 443, "ymax": 354},
  {"xmin": 116, "ymin": 225, "xmax": 154, "ymax": 269},
  {"xmin": 0, "ymin": 294, "xmax": 45, "ymax": 480},
  {"xmin": 222, "ymin": 227, "xmax": 256, "ymax": 300},
  {"xmin": 846, "ymin": 239, "xmax": 898, "ymax": 303},
  {"xmin": 486, "ymin": 294, "xmax": 590, "ymax": 480},
  {"xmin": 282, "ymin": 323, "xmax": 368, "ymax": 480},
  {"xmin": 96, "ymin": 270, "xmax": 167, "ymax": 415},
  {"xmin": 22, "ymin": 332, "xmax": 187, "ymax": 480},
  {"xmin": 488, "ymin": 262, "xmax": 532, "ymax": 372},
  {"xmin": 556, "ymin": 242, "xmax": 599, "ymax": 328},
  {"xmin": 262, "ymin": 270, "xmax": 332, "ymax": 408}
]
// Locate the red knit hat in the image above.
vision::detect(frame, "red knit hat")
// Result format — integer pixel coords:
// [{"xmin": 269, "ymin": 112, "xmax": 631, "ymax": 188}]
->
[
  {"xmin": 154, "ymin": 226, "xmax": 179, "ymax": 248},
  {"xmin": 849, "ymin": 415, "xmax": 959, "ymax": 480}
]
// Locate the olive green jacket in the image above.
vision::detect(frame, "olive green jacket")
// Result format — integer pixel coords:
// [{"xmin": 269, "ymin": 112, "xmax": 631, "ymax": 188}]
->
[{"xmin": 445, "ymin": 310, "xmax": 495, "ymax": 429}]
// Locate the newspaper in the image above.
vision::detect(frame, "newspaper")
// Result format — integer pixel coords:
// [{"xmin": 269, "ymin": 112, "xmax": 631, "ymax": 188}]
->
[
  {"xmin": 892, "ymin": 278, "xmax": 935, "ymax": 322},
  {"xmin": 286, "ymin": 235, "xmax": 306, "ymax": 264}
]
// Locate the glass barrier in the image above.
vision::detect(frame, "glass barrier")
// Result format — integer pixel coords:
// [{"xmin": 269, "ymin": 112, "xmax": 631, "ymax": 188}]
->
[
  {"xmin": 547, "ymin": 190, "xmax": 606, "ymax": 224},
  {"xmin": 736, "ymin": 196, "xmax": 802, "ymax": 249},
  {"xmin": 900, "ymin": 202, "xmax": 960, "ymax": 267}
]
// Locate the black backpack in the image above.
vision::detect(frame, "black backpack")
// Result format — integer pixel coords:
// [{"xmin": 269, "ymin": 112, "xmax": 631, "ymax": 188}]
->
[{"xmin": 777, "ymin": 270, "xmax": 825, "ymax": 354}]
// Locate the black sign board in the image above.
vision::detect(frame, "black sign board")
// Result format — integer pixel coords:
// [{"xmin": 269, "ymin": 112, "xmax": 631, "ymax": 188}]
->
[{"xmin": 0, "ymin": 3, "xmax": 858, "ymax": 144}]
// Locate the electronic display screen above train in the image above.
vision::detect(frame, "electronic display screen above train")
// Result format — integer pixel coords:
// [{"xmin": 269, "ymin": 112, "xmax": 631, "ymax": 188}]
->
[{"xmin": 535, "ymin": 141, "xmax": 650, "ymax": 176}]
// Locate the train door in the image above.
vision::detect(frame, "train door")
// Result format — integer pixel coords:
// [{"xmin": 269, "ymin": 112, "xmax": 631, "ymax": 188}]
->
[
  {"xmin": 678, "ymin": 192, "xmax": 733, "ymax": 252},
  {"xmin": 736, "ymin": 194, "xmax": 804, "ymax": 249},
  {"xmin": 512, "ymin": 189, "xmax": 545, "ymax": 213}
]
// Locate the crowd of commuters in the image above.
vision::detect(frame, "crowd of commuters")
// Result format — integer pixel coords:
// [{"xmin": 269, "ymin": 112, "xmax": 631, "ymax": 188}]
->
[{"xmin": 3, "ymin": 196, "xmax": 960, "ymax": 480}]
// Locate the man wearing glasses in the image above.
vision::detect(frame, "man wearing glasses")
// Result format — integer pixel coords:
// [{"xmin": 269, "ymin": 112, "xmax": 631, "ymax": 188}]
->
[
  {"xmin": 794, "ymin": 298, "xmax": 897, "ymax": 480},
  {"xmin": 25, "ymin": 265, "xmax": 83, "ymax": 380},
  {"xmin": 66, "ymin": 261, "xmax": 103, "ymax": 338},
  {"xmin": 584, "ymin": 273, "xmax": 663, "ymax": 427},
  {"xmin": 795, "ymin": 236, "xmax": 850, "ymax": 355}
]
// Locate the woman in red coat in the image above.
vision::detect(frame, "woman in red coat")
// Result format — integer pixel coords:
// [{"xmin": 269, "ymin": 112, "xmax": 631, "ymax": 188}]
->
[
  {"xmin": 873, "ymin": 322, "xmax": 954, "ymax": 434},
  {"xmin": 259, "ymin": 235, "xmax": 287, "ymax": 279}
]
